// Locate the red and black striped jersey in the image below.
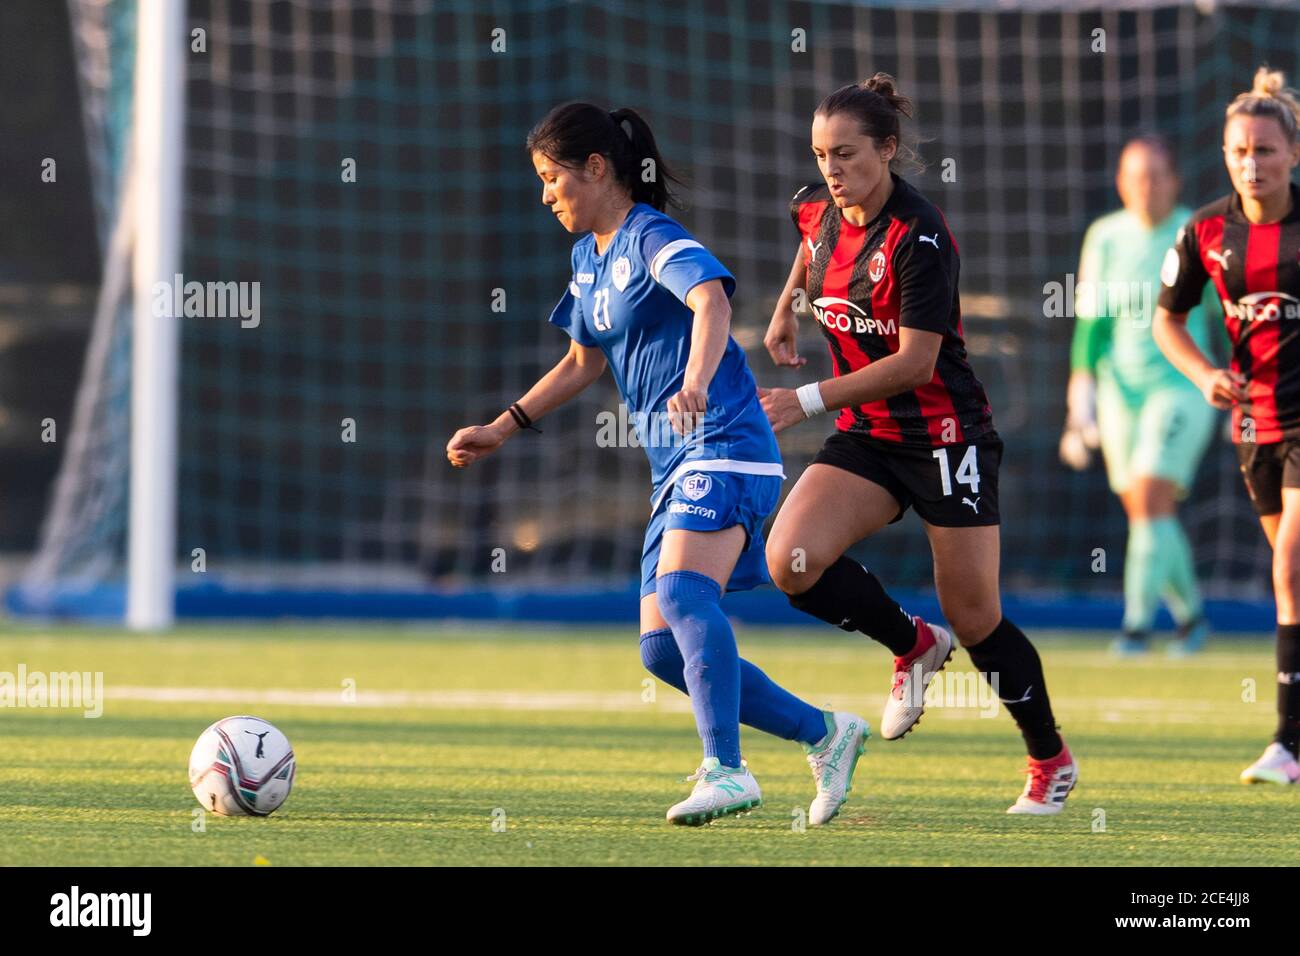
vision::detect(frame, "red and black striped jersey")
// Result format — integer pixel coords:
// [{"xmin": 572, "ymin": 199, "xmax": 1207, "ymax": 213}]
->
[
  {"xmin": 1158, "ymin": 182, "xmax": 1300, "ymax": 444},
  {"xmin": 790, "ymin": 173, "xmax": 996, "ymax": 447}
]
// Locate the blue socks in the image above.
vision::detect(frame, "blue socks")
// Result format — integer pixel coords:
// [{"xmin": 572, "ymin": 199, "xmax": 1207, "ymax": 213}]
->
[
  {"xmin": 640, "ymin": 627, "xmax": 827, "ymax": 748},
  {"xmin": 655, "ymin": 571, "xmax": 742, "ymax": 766},
  {"xmin": 648, "ymin": 570, "xmax": 826, "ymax": 764}
]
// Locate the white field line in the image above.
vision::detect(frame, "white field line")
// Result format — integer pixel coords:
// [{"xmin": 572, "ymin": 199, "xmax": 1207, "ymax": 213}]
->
[
  {"xmin": 103, "ymin": 685, "xmax": 1257, "ymax": 723},
  {"xmin": 109, "ymin": 686, "xmax": 657, "ymax": 712}
]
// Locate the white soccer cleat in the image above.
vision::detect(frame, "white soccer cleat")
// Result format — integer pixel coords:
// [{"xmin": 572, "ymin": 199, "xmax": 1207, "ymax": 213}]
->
[
  {"xmin": 665, "ymin": 757, "xmax": 762, "ymax": 826},
  {"xmin": 1007, "ymin": 743, "xmax": 1078, "ymax": 815},
  {"xmin": 1240, "ymin": 742, "xmax": 1300, "ymax": 785},
  {"xmin": 802, "ymin": 711, "xmax": 870, "ymax": 825},
  {"xmin": 881, "ymin": 620, "xmax": 954, "ymax": 740}
]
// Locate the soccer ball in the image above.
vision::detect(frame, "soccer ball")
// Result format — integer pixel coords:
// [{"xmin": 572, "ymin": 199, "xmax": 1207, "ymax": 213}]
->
[{"xmin": 188, "ymin": 715, "xmax": 296, "ymax": 816}]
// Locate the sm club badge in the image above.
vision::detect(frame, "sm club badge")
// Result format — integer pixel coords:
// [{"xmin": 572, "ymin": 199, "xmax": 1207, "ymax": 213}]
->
[
  {"xmin": 681, "ymin": 473, "xmax": 713, "ymax": 500},
  {"xmin": 612, "ymin": 256, "xmax": 632, "ymax": 291}
]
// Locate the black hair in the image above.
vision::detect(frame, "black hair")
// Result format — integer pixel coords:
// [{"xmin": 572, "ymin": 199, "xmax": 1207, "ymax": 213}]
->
[
  {"xmin": 815, "ymin": 72, "xmax": 923, "ymax": 172},
  {"xmin": 526, "ymin": 102, "xmax": 683, "ymax": 211}
]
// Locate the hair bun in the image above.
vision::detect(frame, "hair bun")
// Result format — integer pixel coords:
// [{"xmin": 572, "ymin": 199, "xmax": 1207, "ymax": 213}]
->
[
  {"xmin": 1253, "ymin": 66, "xmax": 1287, "ymax": 98},
  {"xmin": 862, "ymin": 72, "xmax": 895, "ymax": 96},
  {"xmin": 860, "ymin": 72, "xmax": 912, "ymax": 118},
  {"xmin": 1227, "ymin": 65, "xmax": 1300, "ymax": 144}
]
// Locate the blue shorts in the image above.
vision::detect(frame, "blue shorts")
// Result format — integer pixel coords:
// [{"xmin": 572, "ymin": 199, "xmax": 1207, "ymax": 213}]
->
[{"xmin": 639, "ymin": 470, "xmax": 784, "ymax": 599}]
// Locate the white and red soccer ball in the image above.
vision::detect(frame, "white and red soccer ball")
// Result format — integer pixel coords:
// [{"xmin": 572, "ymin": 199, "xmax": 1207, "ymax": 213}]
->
[{"xmin": 188, "ymin": 716, "xmax": 296, "ymax": 816}]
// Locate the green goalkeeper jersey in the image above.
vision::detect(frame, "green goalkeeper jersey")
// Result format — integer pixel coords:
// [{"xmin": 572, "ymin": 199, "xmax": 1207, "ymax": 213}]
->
[{"xmin": 1069, "ymin": 205, "xmax": 1225, "ymax": 394}]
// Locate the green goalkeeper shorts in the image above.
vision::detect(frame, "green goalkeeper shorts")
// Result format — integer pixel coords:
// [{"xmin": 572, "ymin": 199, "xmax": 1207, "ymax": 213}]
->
[{"xmin": 1096, "ymin": 375, "xmax": 1218, "ymax": 497}]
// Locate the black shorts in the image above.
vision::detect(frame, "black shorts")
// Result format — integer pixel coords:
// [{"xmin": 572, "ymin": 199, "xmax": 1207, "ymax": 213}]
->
[
  {"xmin": 1236, "ymin": 440, "xmax": 1300, "ymax": 516},
  {"xmin": 811, "ymin": 431, "xmax": 1003, "ymax": 527}
]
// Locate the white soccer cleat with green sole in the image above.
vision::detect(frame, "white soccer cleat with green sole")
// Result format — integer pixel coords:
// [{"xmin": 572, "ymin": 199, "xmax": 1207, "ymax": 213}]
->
[
  {"xmin": 666, "ymin": 757, "xmax": 762, "ymax": 826},
  {"xmin": 802, "ymin": 711, "xmax": 870, "ymax": 825}
]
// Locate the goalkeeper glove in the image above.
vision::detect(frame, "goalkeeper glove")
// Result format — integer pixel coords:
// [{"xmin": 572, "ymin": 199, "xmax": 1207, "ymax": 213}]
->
[{"xmin": 1059, "ymin": 371, "xmax": 1100, "ymax": 471}]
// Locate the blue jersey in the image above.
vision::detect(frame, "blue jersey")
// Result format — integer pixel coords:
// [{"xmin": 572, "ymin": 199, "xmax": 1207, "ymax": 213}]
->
[{"xmin": 548, "ymin": 204, "xmax": 783, "ymax": 509}]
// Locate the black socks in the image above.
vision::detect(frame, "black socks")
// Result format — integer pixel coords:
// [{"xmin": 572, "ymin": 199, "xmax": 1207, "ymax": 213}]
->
[
  {"xmin": 966, "ymin": 617, "xmax": 1063, "ymax": 760},
  {"xmin": 786, "ymin": 557, "xmax": 918, "ymax": 657}
]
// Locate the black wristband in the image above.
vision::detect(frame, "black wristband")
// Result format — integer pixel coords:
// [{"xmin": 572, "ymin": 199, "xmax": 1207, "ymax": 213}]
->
[{"xmin": 508, "ymin": 402, "xmax": 542, "ymax": 434}]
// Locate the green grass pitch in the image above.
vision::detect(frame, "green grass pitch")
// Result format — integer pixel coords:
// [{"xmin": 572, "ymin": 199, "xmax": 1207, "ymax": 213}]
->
[{"xmin": 1, "ymin": 623, "xmax": 1295, "ymax": 866}]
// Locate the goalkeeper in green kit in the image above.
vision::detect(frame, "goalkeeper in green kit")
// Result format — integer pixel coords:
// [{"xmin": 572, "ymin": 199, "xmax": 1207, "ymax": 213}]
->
[{"xmin": 1060, "ymin": 134, "xmax": 1226, "ymax": 657}]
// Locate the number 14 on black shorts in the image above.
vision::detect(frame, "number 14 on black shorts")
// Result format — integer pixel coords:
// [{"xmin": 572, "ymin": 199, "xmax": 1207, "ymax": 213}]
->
[{"xmin": 811, "ymin": 431, "xmax": 1003, "ymax": 528}]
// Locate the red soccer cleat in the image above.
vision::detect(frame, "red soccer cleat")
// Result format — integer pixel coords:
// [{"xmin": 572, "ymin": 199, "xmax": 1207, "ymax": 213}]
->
[{"xmin": 1007, "ymin": 742, "xmax": 1078, "ymax": 815}]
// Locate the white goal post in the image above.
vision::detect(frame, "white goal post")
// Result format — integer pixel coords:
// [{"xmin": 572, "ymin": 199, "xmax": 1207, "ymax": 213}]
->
[{"xmin": 126, "ymin": 0, "xmax": 186, "ymax": 630}]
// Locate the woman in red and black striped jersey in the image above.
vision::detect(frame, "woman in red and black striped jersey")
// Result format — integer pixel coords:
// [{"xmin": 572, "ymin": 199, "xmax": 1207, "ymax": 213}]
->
[
  {"xmin": 1154, "ymin": 67, "xmax": 1300, "ymax": 785},
  {"xmin": 757, "ymin": 75, "xmax": 1076, "ymax": 815}
]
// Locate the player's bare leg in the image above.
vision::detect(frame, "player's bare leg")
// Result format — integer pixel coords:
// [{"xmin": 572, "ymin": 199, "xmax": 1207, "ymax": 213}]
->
[
  {"xmin": 766, "ymin": 464, "xmax": 902, "ymax": 593},
  {"xmin": 1267, "ymin": 490, "xmax": 1300, "ymax": 624}
]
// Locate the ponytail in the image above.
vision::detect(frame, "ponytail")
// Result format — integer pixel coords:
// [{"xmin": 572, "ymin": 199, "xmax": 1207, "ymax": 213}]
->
[
  {"xmin": 607, "ymin": 107, "xmax": 682, "ymax": 210},
  {"xmin": 526, "ymin": 102, "xmax": 684, "ymax": 210}
]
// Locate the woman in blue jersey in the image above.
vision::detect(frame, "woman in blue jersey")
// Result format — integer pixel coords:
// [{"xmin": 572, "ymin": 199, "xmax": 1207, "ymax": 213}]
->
[{"xmin": 447, "ymin": 103, "xmax": 868, "ymax": 826}]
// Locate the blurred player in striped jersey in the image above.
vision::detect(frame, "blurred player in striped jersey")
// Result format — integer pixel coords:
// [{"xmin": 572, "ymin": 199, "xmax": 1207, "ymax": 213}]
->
[
  {"xmin": 1154, "ymin": 67, "xmax": 1300, "ymax": 785},
  {"xmin": 1060, "ymin": 135, "xmax": 1225, "ymax": 658},
  {"xmin": 448, "ymin": 103, "xmax": 869, "ymax": 826},
  {"xmin": 758, "ymin": 75, "xmax": 1076, "ymax": 815}
]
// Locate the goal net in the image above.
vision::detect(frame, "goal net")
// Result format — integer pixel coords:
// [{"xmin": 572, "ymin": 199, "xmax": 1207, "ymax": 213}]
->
[{"xmin": 15, "ymin": 0, "xmax": 1300, "ymax": 619}]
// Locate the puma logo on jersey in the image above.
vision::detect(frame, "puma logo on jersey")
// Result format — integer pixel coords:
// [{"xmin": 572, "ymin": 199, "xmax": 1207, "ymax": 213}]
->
[
  {"xmin": 918, "ymin": 232, "xmax": 940, "ymax": 249},
  {"xmin": 1207, "ymin": 248, "xmax": 1233, "ymax": 269},
  {"xmin": 807, "ymin": 236, "xmax": 823, "ymax": 258},
  {"xmin": 962, "ymin": 496, "xmax": 980, "ymax": 513}
]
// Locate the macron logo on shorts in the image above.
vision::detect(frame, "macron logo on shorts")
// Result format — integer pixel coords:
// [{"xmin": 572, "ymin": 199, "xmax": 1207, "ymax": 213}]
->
[{"xmin": 668, "ymin": 501, "xmax": 718, "ymax": 520}]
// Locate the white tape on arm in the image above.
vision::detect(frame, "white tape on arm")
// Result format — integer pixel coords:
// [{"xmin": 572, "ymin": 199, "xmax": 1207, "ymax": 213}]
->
[{"xmin": 796, "ymin": 382, "xmax": 827, "ymax": 417}]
